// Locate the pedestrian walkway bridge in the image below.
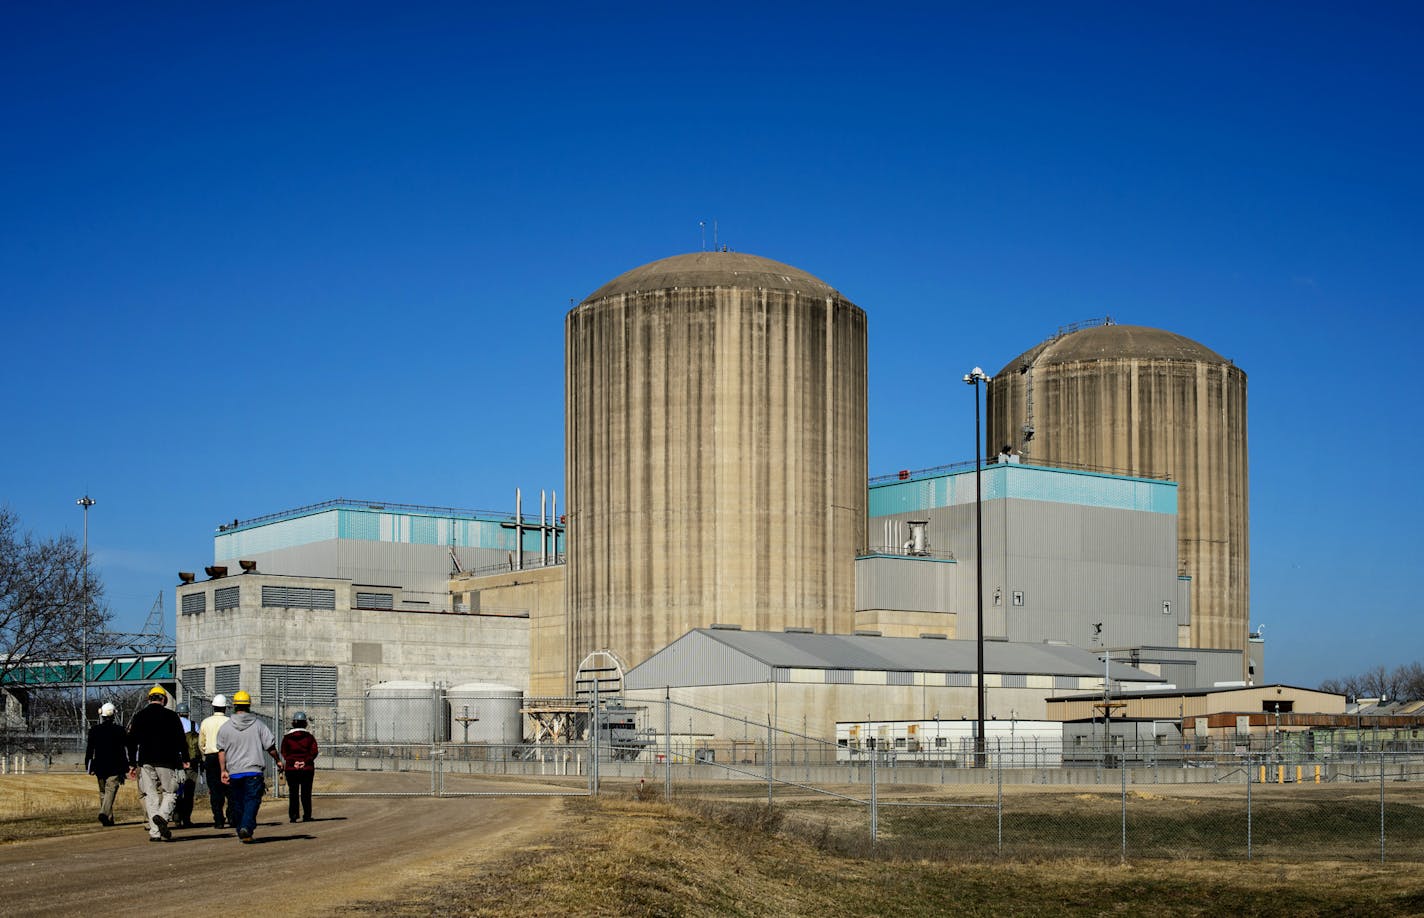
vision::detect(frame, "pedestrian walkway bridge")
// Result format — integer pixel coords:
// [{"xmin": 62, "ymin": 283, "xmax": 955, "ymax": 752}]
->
[{"xmin": 1, "ymin": 653, "xmax": 174, "ymax": 688}]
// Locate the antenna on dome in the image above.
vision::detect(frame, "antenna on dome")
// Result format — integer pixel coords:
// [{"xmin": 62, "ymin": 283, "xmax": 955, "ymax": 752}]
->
[
  {"xmin": 713, "ymin": 219, "xmax": 719, "ymax": 251},
  {"xmin": 699, "ymin": 221, "xmax": 706, "ymax": 251}
]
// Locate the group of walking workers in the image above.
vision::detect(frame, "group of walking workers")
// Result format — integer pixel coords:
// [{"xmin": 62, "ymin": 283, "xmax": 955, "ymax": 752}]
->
[{"xmin": 84, "ymin": 685, "xmax": 319, "ymax": 843}]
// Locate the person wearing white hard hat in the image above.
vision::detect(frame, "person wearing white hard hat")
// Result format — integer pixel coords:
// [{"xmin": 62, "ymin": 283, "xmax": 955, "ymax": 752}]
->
[
  {"xmin": 198, "ymin": 694, "xmax": 233, "ymax": 829},
  {"xmin": 84, "ymin": 701, "xmax": 129, "ymax": 826}
]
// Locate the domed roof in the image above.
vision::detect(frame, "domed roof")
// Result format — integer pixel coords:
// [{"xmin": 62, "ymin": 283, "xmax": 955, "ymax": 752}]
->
[
  {"xmin": 997, "ymin": 324, "xmax": 1231, "ymax": 377},
  {"xmin": 582, "ymin": 251, "xmax": 842, "ymax": 302}
]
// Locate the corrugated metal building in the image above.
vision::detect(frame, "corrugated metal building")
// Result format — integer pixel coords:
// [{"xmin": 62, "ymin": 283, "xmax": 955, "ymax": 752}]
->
[
  {"xmin": 623, "ymin": 628, "xmax": 1164, "ymax": 740},
  {"xmin": 213, "ymin": 499, "xmax": 564, "ymax": 608},
  {"xmin": 863, "ymin": 462, "xmax": 1196, "ymax": 655}
]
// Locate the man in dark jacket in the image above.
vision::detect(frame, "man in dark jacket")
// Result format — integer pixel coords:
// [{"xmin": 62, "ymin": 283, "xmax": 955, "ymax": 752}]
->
[
  {"xmin": 280, "ymin": 711, "xmax": 319, "ymax": 823},
  {"xmin": 125, "ymin": 685, "xmax": 190, "ymax": 842},
  {"xmin": 85, "ymin": 701, "xmax": 129, "ymax": 826}
]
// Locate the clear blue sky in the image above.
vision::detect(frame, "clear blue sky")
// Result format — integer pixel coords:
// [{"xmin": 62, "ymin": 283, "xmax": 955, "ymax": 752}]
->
[{"xmin": 3, "ymin": 3, "xmax": 1420, "ymax": 686}]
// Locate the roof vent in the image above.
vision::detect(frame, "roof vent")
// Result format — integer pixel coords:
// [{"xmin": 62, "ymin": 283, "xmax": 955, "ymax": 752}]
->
[
  {"xmin": 710, "ymin": 623, "xmax": 742, "ymax": 631},
  {"xmin": 919, "ymin": 633, "xmax": 948, "ymax": 640},
  {"xmin": 853, "ymin": 630, "xmax": 882, "ymax": 637},
  {"xmin": 784, "ymin": 627, "xmax": 814, "ymax": 634},
  {"xmin": 238, "ymin": 560, "xmax": 258, "ymax": 573},
  {"xmin": 204, "ymin": 565, "xmax": 227, "ymax": 579}
]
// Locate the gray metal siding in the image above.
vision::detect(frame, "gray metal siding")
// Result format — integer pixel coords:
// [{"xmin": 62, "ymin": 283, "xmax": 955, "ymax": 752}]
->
[
  {"xmin": 854, "ymin": 555, "xmax": 959, "ymax": 613},
  {"xmin": 867, "ymin": 495, "xmax": 1179, "ymax": 650},
  {"xmin": 624, "ymin": 630, "xmax": 774, "ymax": 689}
]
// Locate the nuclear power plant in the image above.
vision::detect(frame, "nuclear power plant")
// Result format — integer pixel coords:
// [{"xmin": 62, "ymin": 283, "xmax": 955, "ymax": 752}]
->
[{"xmin": 170, "ymin": 249, "xmax": 1259, "ymax": 741}]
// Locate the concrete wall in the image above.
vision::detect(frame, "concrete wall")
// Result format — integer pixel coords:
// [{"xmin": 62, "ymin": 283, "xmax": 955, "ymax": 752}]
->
[
  {"xmin": 176, "ymin": 573, "xmax": 529, "ymax": 701},
  {"xmin": 451, "ymin": 565, "xmax": 566, "ymax": 698}
]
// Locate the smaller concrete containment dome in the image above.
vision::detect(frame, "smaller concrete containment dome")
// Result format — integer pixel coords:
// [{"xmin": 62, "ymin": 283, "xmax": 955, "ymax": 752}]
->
[
  {"xmin": 998, "ymin": 324, "xmax": 1231, "ymax": 372},
  {"xmin": 365, "ymin": 680, "xmax": 441, "ymax": 744},
  {"xmin": 986, "ymin": 320, "xmax": 1249, "ymax": 670},
  {"xmin": 447, "ymin": 682, "xmax": 523, "ymax": 745}
]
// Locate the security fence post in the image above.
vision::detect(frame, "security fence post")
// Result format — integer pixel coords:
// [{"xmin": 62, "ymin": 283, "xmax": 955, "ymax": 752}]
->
[
  {"xmin": 767, "ymin": 715, "xmax": 774, "ymax": 809},
  {"xmin": 869, "ymin": 743, "xmax": 878, "ymax": 843},
  {"xmin": 591, "ymin": 678, "xmax": 600, "ymax": 797},
  {"xmin": 664, "ymin": 691, "xmax": 672, "ymax": 801},
  {"xmin": 272, "ymin": 690, "xmax": 281, "ymax": 800},
  {"xmin": 996, "ymin": 738, "xmax": 1003, "ymax": 854},
  {"xmin": 1246, "ymin": 756, "xmax": 1253, "ymax": 861},
  {"xmin": 1380, "ymin": 749, "xmax": 1386, "ymax": 864},
  {"xmin": 1120, "ymin": 746, "xmax": 1127, "ymax": 863}
]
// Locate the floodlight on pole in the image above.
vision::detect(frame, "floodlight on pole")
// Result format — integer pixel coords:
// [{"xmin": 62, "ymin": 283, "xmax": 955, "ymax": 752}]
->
[
  {"xmin": 76, "ymin": 495, "xmax": 95, "ymax": 733},
  {"xmin": 962, "ymin": 368, "xmax": 990, "ymax": 767}
]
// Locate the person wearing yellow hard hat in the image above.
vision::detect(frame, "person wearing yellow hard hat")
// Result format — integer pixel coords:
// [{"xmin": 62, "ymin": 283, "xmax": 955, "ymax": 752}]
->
[
  {"xmin": 215, "ymin": 690, "xmax": 283, "ymax": 842},
  {"xmin": 124, "ymin": 685, "xmax": 191, "ymax": 842}
]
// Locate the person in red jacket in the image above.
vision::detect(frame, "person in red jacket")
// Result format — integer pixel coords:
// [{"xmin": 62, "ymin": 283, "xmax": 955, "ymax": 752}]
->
[{"xmin": 280, "ymin": 711, "xmax": 319, "ymax": 823}]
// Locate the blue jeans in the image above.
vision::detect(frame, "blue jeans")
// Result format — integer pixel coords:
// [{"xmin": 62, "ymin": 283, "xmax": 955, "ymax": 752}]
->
[{"xmin": 227, "ymin": 774, "xmax": 266, "ymax": 835}]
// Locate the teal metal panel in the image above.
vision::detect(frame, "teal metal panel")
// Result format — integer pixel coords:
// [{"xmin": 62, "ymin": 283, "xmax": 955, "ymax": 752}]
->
[{"xmin": 869, "ymin": 464, "xmax": 1175, "ymax": 516}]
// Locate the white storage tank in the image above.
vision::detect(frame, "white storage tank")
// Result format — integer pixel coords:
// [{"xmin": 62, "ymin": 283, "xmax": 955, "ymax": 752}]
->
[
  {"xmin": 365, "ymin": 681, "xmax": 443, "ymax": 743},
  {"xmin": 447, "ymin": 682, "xmax": 523, "ymax": 745}
]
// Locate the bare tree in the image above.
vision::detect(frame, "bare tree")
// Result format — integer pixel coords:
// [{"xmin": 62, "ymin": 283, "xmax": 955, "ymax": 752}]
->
[
  {"xmin": 0, "ymin": 506, "xmax": 111, "ymax": 685},
  {"xmin": 1320, "ymin": 661, "xmax": 1424, "ymax": 702}
]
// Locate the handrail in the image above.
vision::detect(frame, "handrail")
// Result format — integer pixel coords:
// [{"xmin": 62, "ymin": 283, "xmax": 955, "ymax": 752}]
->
[
  {"xmin": 870, "ymin": 455, "xmax": 1174, "ymax": 486},
  {"xmin": 216, "ymin": 498, "xmax": 547, "ymax": 533}
]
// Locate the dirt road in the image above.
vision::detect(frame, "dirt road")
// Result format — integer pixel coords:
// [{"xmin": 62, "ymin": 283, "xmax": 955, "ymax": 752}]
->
[{"xmin": 0, "ymin": 781, "xmax": 566, "ymax": 917}]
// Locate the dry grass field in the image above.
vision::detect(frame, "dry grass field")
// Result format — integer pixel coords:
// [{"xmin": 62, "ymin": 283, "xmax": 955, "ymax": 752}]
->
[{"xmin": 3, "ymin": 774, "xmax": 1424, "ymax": 916}]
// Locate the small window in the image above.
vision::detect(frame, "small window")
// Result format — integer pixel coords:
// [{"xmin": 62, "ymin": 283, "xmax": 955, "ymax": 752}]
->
[
  {"xmin": 894, "ymin": 737, "xmax": 907, "ymax": 748},
  {"xmin": 1012, "ymin": 591, "xmax": 1025, "ymax": 607},
  {"xmin": 934, "ymin": 737, "xmax": 946, "ymax": 748},
  {"xmin": 181, "ymin": 592, "xmax": 206, "ymax": 615}
]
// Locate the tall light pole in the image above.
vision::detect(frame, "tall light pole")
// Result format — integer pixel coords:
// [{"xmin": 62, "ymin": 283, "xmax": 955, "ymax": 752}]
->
[
  {"xmin": 963, "ymin": 367, "xmax": 990, "ymax": 768},
  {"xmin": 77, "ymin": 495, "xmax": 95, "ymax": 733}
]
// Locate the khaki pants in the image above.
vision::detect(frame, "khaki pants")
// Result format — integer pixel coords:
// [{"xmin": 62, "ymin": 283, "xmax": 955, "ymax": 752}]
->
[
  {"xmin": 96, "ymin": 774, "xmax": 123, "ymax": 820},
  {"xmin": 138, "ymin": 765, "xmax": 179, "ymax": 838}
]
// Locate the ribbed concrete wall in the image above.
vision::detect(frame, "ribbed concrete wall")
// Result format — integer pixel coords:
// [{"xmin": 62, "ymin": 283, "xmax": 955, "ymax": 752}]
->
[
  {"xmin": 987, "ymin": 324, "xmax": 1248, "ymax": 667},
  {"xmin": 565, "ymin": 252, "xmax": 867, "ymax": 682}
]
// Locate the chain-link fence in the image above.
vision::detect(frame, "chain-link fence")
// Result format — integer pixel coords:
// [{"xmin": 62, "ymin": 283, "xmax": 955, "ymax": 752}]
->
[{"xmin": 11, "ymin": 684, "xmax": 1423, "ymax": 862}]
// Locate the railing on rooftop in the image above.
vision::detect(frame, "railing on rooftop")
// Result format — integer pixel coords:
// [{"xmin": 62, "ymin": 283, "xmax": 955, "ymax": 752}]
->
[
  {"xmin": 1054, "ymin": 315, "xmax": 1113, "ymax": 338},
  {"xmin": 869, "ymin": 455, "xmax": 1173, "ymax": 486},
  {"xmin": 217, "ymin": 498, "xmax": 551, "ymax": 533}
]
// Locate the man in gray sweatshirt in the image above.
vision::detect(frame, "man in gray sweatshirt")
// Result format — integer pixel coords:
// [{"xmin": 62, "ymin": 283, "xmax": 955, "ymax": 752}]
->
[{"xmin": 216, "ymin": 690, "xmax": 283, "ymax": 842}]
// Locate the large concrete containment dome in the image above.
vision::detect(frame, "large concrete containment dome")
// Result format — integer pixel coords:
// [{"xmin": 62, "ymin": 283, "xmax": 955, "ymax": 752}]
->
[
  {"xmin": 565, "ymin": 251, "xmax": 868, "ymax": 681},
  {"xmin": 986, "ymin": 321, "xmax": 1249, "ymax": 665}
]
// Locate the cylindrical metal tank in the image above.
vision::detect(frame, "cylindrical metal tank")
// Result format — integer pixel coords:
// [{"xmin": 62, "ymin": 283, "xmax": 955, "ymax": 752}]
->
[
  {"xmin": 447, "ymin": 682, "xmax": 523, "ymax": 745},
  {"xmin": 566, "ymin": 251, "xmax": 868, "ymax": 682},
  {"xmin": 986, "ymin": 322, "xmax": 1248, "ymax": 667},
  {"xmin": 364, "ymin": 680, "xmax": 443, "ymax": 743}
]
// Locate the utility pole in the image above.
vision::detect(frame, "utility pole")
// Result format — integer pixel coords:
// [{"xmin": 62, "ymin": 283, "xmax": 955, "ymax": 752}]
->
[{"xmin": 76, "ymin": 495, "xmax": 95, "ymax": 734}]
